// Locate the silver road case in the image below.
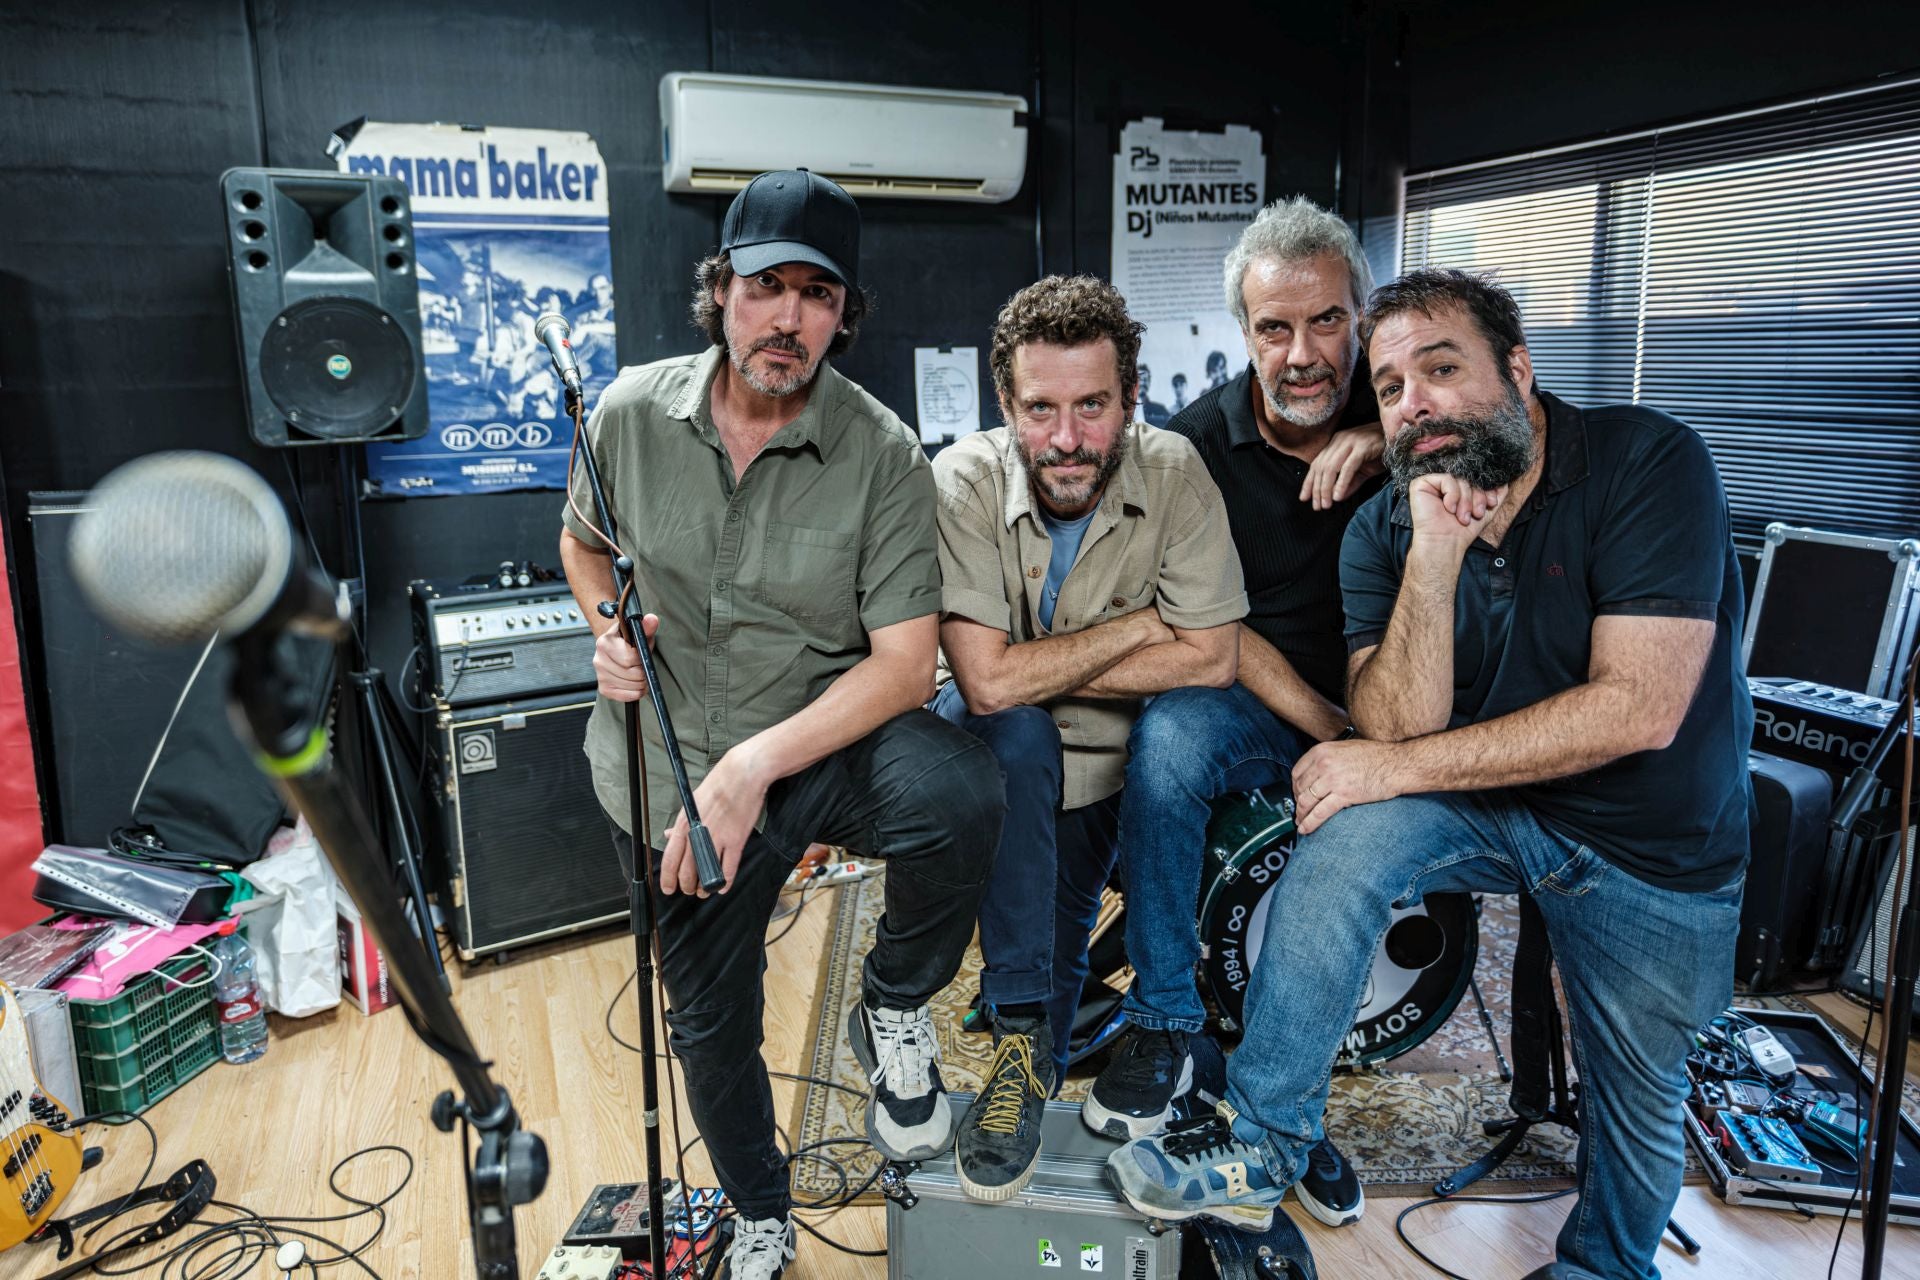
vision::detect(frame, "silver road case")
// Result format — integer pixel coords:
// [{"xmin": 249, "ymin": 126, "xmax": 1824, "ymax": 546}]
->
[
  {"xmin": 1743, "ymin": 522, "xmax": 1919, "ymax": 701},
  {"xmin": 887, "ymin": 1099, "xmax": 1184, "ymax": 1280}
]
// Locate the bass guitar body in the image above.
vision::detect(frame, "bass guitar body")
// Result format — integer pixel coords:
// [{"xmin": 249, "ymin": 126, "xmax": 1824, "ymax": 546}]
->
[{"xmin": 0, "ymin": 980, "xmax": 82, "ymax": 1250}]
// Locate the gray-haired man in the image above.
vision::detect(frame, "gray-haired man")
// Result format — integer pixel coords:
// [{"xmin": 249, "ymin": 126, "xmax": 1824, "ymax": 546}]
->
[{"xmin": 1083, "ymin": 197, "xmax": 1383, "ymax": 1229}]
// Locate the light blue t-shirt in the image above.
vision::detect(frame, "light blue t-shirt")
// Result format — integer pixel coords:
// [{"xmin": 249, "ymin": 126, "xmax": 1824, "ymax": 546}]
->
[{"xmin": 1038, "ymin": 506, "xmax": 1098, "ymax": 631}]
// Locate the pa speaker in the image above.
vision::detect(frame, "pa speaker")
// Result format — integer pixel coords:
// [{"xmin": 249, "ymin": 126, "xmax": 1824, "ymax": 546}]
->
[{"xmin": 221, "ymin": 168, "xmax": 429, "ymax": 447}]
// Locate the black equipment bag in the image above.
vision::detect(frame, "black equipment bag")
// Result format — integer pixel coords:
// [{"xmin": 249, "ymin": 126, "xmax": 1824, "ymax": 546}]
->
[
  {"xmin": 131, "ymin": 634, "xmax": 335, "ymax": 866},
  {"xmin": 1740, "ymin": 751, "xmax": 1834, "ymax": 987}
]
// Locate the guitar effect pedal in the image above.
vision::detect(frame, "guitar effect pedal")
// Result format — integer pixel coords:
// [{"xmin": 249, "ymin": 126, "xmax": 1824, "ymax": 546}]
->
[{"xmin": 534, "ymin": 1245, "xmax": 622, "ymax": 1280}]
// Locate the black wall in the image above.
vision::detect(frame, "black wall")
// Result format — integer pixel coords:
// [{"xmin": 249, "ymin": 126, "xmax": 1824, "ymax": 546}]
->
[
  {"xmin": 0, "ymin": 0, "xmax": 1356, "ymax": 843},
  {"xmin": 15, "ymin": 0, "xmax": 1905, "ymax": 845},
  {"xmin": 1397, "ymin": 0, "xmax": 1920, "ymax": 171}
]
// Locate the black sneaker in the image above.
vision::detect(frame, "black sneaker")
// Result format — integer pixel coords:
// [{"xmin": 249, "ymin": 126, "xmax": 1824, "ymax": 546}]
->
[
  {"xmin": 1293, "ymin": 1134, "xmax": 1364, "ymax": 1227},
  {"xmin": 846, "ymin": 996, "xmax": 956, "ymax": 1161},
  {"xmin": 1083, "ymin": 1026, "xmax": 1192, "ymax": 1140},
  {"xmin": 718, "ymin": 1215, "xmax": 794, "ymax": 1279},
  {"xmin": 957, "ymin": 1014, "xmax": 1054, "ymax": 1201}
]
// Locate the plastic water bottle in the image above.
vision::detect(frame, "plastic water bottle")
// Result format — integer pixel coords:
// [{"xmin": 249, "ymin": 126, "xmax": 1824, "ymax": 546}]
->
[{"xmin": 212, "ymin": 925, "xmax": 269, "ymax": 1064}]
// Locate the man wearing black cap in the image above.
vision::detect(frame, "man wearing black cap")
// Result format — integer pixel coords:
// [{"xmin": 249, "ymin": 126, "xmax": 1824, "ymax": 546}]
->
[{"xmin": 560, "ymin": 170, "xmax": 1004, "ymax": 1280}]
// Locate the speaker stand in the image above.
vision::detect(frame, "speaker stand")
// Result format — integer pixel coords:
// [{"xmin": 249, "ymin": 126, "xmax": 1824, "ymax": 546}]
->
[{"xmin": 327, "ymin": 444, "xmax": 448, "ymax": 992}]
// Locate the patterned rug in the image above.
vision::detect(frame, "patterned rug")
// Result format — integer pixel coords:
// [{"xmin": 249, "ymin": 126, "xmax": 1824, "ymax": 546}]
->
[{"xmin": 788, "ymin": 872, "xmax": 1910, "ymax": 1203}]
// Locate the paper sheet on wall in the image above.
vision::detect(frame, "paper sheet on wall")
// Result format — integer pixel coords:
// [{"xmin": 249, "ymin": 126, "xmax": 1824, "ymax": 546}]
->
[
  {"xmin": 330, "ymin": 120, "xmax": 618, "ymax": 497},
  {"xmin": 914, "ymin": 346, "xmax": 982, "ymax": 444},
  {"xmin": 1110, "ymin": 119, "xmax": 1265, "ymax": 428}
]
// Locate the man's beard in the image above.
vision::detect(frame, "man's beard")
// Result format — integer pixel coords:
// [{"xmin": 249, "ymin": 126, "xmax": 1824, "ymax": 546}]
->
[
  {"xmin": 724, "ymin": 311, "xmax": 820, "ymax": 398},
  {"xmin": 1386, "ymin": 379, "xmax": 1537, "ymax": 495},
  {"xmin": 1017, "ymin": 427, "xmax": 1130, "ymax": 516},
  {"xmin": 1257, "ymin": 349, "xmax": 1352, "ymax": 430}
]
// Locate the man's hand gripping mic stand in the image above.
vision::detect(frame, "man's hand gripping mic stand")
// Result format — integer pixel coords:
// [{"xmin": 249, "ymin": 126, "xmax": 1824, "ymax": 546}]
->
[{"xmin": 553, "ymin": 313, "xmax": 726, "ymax": 1274}]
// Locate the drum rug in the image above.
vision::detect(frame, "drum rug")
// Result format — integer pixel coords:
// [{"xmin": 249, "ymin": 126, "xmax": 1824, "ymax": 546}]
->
[{"xmin": 789, "ymin": 872, "xmax": 1908, "ymax": 1203}]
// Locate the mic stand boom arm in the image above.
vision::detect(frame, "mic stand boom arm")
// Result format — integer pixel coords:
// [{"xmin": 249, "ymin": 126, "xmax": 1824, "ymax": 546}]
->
[{"xmin": 227, "ymin": 626, "xmax": 547, "ymax": 1280}]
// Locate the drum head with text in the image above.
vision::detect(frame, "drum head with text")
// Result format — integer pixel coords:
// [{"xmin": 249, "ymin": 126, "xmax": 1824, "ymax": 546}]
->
[{"xmin": 1198, "ymin": 791, "xmax": 1478, "ymax": 1066}]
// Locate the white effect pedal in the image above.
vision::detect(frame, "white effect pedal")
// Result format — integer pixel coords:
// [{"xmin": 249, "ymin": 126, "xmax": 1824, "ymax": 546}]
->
[{"xmin": 534, "ymin": 1244, "xmax": 623, "ymax": 1280}]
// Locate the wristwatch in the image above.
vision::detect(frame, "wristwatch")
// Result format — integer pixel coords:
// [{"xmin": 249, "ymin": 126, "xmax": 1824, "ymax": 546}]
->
[{"xmin": 1336, "ymin": 724, "xmax": 1360, "ymax": 741}]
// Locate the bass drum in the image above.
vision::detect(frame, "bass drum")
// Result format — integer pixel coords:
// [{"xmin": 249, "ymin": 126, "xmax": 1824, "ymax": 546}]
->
[{"xmin": 1197, "ymin": 789, "xmax": 1478, "ymax": 1067}]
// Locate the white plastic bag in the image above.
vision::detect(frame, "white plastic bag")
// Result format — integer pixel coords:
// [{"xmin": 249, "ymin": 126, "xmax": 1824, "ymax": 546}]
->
[{"xmin": 238, "ymin": 817, "xmax": 343, "ymax": 1017}]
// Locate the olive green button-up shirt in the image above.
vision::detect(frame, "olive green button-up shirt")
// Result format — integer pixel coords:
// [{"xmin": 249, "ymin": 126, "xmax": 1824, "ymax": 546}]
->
[
  {"xmin": 933, "ymin": 422, "xmax": 1248, "ymax": 809},
  {"xmin": 562, "ymin": 345, "xmax": 940, "ymax": 842}
]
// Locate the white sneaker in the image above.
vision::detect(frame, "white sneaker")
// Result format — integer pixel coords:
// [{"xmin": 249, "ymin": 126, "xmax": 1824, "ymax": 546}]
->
[
  {"xmin": 721, "ymin": 1215, "xmax": 794, "ymax": 1280},
  {"xmin": 846, "ymin": 998, "xmax": 956, "ymax": 1161}
]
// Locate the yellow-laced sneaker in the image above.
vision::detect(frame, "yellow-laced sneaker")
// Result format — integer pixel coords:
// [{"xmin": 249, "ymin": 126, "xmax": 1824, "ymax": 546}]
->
[{"xmin": 956, "ymin": 1013, "xmax": 1054, "ymax": 1201}]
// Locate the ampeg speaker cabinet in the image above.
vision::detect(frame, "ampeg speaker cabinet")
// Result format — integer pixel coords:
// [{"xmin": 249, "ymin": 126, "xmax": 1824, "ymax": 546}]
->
[
  {"xmin": 429, "ymin": 693, "xmax": 626, "ymax": 958},
  {"xmin": 220, "ymin": 168, "xmax": 429, "ymax": 447}
]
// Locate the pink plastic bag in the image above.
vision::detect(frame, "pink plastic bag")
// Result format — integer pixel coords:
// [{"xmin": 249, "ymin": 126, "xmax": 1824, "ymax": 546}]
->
[{"xmin": 52, "ymin": 916, "xmax": 229, "ymax": 1001}]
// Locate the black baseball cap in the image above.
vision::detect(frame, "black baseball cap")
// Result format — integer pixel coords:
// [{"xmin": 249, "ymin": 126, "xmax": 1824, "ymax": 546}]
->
[{"xmin": 720, "ymin": 170, "xmax": 860, "ymax": 292}]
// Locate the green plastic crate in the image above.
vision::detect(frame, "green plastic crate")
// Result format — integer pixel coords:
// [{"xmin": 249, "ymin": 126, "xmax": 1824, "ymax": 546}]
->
[
  {"xmin": 68, "ymin": 955, "xmax": 213, "ymax": 1056},
  {"xmin": 77, "ymin": 1024, "xmax": 220, "ymax": 1121},
  {"xmin": 68, "ymin": 954, "xmax": 222, "ymax": 1122}
]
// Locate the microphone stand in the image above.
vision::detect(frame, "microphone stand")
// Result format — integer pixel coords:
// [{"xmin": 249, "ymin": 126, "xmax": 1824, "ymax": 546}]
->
[
  {"xmin": 226, "ymin": 623, "xmax": 546, "ymax": 1280},
  {"xmin": 1834, "ymin": 641, "xmax": 1919, "ymax": 1280},
  {"xmin": 561, "ymin": 360, "xmax": 725, "ymax": 1274}
]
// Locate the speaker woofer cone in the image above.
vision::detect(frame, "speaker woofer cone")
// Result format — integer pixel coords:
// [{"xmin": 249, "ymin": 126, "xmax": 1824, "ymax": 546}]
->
[{"xmin": 258, "ymin": 296, "xmax": 417, "ymax": 441}]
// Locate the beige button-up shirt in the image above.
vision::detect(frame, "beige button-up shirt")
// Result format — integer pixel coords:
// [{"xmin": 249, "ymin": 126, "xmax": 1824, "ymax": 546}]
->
[{"xmin": 933, "ymin": 422, "xmax": 1248, "ymax": 808}]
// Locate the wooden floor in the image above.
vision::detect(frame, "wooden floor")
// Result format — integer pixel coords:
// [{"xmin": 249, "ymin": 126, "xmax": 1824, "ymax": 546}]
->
[{"xmin": 12, "ymin": 889, "xmax": 1919, "ymax": 1280}]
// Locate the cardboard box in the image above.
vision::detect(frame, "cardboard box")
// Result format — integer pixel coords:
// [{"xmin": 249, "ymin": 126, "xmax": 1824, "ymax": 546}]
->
[{"xmin": 335, "ymin": 891, "xmax": 396, "ymax": 1015}]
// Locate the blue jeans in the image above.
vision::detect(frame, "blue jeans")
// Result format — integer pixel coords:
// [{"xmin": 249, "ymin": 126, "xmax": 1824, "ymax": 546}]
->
[
  {"xmin": 1225, "ymin": 791, "xmax": 1741, "ymax": 1280},
  {"xmin": 1117, "ymin": 684, "xmax": 1311, "ymax": 1032},
  {"xmin": 930, "ymin": 682, "xmax": 1120, "ymax": 1085}
]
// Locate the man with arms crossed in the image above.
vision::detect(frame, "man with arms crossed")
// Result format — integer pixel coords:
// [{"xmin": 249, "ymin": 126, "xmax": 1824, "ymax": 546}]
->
[
  {"xmin": 560, "ymin": 171, "xmax": 1002, "ymax": 1280},
  {"xmin": 1085, "ymin": 198, "xmax": 1383, "ymax": 1228},
  {"xmin": 1112, "ymin": 269, "xmax": 1750, "ymax": 1280},
  {"xmin": 932, "ymin": 275, "xmax": 1246, "ymax": 1201}
]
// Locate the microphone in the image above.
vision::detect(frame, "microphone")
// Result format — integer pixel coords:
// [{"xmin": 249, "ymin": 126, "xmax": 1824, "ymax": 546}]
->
[
  {"xmin": 69, "ymin": 451, "xmax": 346, "ymax": 647},
  {"xmin": 533, "ymin": 312, "xmax": 583, "ymax": 393}
]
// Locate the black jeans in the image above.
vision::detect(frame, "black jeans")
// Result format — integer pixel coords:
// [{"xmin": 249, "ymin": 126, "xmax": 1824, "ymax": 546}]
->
[{"xmin": 605, "ymin": 707, "xmax": 1003, "ymax": 1219}]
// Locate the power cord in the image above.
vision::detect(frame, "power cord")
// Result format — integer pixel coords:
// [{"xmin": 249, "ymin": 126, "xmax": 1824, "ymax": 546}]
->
[
  {"xmin": 600, "ymin": 880, "xmax": 887, "ymax": 1266},
  {"xmin": 1391, "ymin": 1188, "xmax": 1576, "ymax": 1280},
  {"xmin": 765, "ymin": 882, "xmax": 820, "ymax": 948},
  {"xmin": 53, "ymin": 1112, "xmax": 412, "ymax": 1279}
]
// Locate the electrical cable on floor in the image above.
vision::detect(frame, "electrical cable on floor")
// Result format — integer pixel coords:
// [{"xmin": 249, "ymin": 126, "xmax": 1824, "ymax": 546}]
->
[
  {"xmin": 1391, "ymin": 1187, "xmax": 1576, "ymax": 1280},
  {"xmin": 601, "ymin": 879, "xmax": 885, "ymax": 1266},
  {"xmin": 51, "ymin": 1111, "xmax": 413, "ymax": 1280}
]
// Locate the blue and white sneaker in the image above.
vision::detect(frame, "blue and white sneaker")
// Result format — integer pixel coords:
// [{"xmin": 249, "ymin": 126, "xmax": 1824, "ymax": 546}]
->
[{"xmin": 1106, "ymin": 1101, "xmax": 1288, "ymax": 1232}]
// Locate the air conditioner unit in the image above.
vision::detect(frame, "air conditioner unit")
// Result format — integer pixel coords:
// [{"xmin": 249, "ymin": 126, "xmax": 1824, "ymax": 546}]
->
[{"xmin": 660, "ymin": 72, "xmax": 1028, "ymax": 204}]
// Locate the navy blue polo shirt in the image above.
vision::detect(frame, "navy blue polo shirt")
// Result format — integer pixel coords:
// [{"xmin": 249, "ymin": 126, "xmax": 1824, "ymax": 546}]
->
[
  {"xmin": 1340, "ymin": 389, "xmax": 1752, "ymax": 891},
  {"xmin": 1167, "ymin": 363, "xmax": 1383, "ymax": 703}
]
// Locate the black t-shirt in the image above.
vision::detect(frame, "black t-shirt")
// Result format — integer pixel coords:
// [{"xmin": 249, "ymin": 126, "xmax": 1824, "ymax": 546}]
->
[
  {"xmin": 1339, "ymin": 390, "xmax": 1752, "ymax": 891},
  {"xmin": 1166, "ymin": 363, "xmax": 1383, "ymax": 704}
]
